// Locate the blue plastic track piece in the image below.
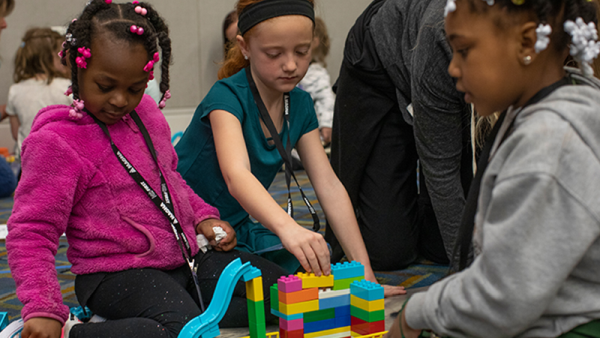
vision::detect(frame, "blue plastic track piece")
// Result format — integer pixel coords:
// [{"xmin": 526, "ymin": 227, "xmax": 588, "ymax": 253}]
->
[
  {"xmin": 0, "ymin": 313, "xmax": 7, "ymax": 331},
  {"xmin": 178, "ymin": 258, "xmax": 264, "ymax": 338},
  {"xmin": 242, "ymin": 266, "xmax": 262, "ymax": 282}
]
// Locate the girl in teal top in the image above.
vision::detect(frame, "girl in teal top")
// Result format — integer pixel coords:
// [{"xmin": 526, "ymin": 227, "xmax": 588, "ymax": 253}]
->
[{"xmin": 177, "ymin": 0, "xmax": 404, "ymax": 297}]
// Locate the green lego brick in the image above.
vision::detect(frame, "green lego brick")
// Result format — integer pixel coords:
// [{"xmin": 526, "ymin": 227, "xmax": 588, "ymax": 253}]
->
[
  {"xmin": 248, "ymin": 299, "xmax": 266, "ymax": 326},
  {"xmin": 270, "ymin": 284, "xmax": 279, "ymax": 311},
  {"xmin": 248, "ymin": 317, "xmax": 267, "ymax": 338},
  {"xmin": 303, "ymin": 308, "xmax": 336, "ymax": 323},
  {"xmin": 333, "ymin": 276, "xmax": 364, "ymax": 290},
  {"xmin": 350, "ymin": 305, "xmax": 385, "ymax": 322}
]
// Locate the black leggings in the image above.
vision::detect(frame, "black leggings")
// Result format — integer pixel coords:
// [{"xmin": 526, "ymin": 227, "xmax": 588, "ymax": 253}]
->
[{"xmin": 71, "ymin": 250, "xmax": 286, "ymax": 338}]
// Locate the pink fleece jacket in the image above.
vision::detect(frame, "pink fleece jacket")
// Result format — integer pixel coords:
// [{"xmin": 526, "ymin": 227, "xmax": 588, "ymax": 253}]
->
[{"xmin": 6, "ymin": 95, "xmax": 220, "ymax": 324}]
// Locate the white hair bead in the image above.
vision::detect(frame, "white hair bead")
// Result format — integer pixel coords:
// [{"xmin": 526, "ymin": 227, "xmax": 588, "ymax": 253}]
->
[
  {"xmin": 535, "ymin": 24, "xmax": 552, "ymax": 53},
  {"xmin": 564, "ymin": 18, "xmax": 600, "ymax": 77}
]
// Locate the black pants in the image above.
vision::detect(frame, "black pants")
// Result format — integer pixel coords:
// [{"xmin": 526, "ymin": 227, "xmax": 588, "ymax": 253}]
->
[
  {"xmin": 71, "ymin": 250, "xmax": 286, "ymax": 338},
  {"xmin": 327, "ymin": 52, "xmax": 448, "ymax": 270}
]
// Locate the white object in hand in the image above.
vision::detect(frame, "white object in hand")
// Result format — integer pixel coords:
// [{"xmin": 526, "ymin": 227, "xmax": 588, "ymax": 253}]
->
[{"xmin": 196, "ymin": 226, "xmax": 228, "ymax": 253}]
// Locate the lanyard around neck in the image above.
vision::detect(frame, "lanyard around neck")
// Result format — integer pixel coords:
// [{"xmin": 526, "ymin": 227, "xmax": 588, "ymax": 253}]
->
[
  {"xmin": 245, "ymin": 66, "xmax": 320, "ymax": 232},
  {"xmin": 88, "ymin": 110, "xmax": 207, "ymax": 311}
]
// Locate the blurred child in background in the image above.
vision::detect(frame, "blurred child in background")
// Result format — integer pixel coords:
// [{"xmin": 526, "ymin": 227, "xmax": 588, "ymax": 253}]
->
[
  {"xmin": 6, "ymin": 27, "xmax": 72, "ymax": 164},
  {"xmin": 297, "ymin": 17, "xmax": 334, "ymax": 145}
]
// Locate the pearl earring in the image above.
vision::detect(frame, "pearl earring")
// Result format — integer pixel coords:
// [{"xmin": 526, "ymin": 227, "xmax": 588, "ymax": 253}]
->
[
  {"xmin": 523, "ymin": 55, "xmax": 532, "ymax": 65},
  {"xmin": 244, "ymin": 54, "xmax": 248, "ymax": 60}
]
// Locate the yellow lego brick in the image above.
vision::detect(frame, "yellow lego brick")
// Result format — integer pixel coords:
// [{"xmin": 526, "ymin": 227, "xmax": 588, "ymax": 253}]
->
[
  {"xmin": 350, "ymin": 295, "xmax": 384, "ymax": 312},
  {"xmin": 296, "ymin": 272, "xmax": 334, "ymax": 289},
  {"xmin": 278, "ymin": 299, "xmax": 319, "ymax": 315},
  {"xmin": 246, "ymin": 276, "xmax": 264, "ymax": 302},
  {"xmin": 305, "ymin": 326, "xmax": 351, "ymax": 338}
]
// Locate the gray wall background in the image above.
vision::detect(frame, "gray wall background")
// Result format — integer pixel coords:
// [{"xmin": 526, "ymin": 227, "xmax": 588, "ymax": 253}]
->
[{"xmin": 0, "ymin": 0, "xmax": 371, "ymax": 150}]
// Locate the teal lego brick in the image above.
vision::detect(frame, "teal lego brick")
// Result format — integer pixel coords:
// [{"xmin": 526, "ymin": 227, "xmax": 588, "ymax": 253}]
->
[
  {"xmin": 349, "ymin": 280, "xmax": 384, "ymax": 301},
  {"xmin": 331, "ymin": 261, "xmax": 364, "ymax": 280}
]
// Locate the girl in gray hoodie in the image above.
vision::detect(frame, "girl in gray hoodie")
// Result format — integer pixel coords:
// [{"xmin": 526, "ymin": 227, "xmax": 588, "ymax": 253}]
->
[{"xmin": 387, "ymin": 0, "xmax": 600, "ymax": 337}]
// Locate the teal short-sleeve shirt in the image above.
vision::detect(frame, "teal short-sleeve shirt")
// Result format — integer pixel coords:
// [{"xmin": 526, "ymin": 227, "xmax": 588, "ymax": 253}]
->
[{"xmin": 176, "ymin": 68, "xmax": 319, "ymax": 230}]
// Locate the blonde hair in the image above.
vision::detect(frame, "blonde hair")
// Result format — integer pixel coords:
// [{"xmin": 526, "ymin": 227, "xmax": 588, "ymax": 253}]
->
[
  {"xmin": 13, "ymin": 27, "xmax": 67, "ymax": 84},
  {"xmin": 311, "ymin": 17, "xmax": 330, "ymax": 67},
  {"xmin": 218, "ymin": 0, "xmax": 316, "ymax": 80}
]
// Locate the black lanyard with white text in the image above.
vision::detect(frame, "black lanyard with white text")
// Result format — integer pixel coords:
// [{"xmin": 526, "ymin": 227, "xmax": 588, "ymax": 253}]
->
[
  {"xmin": 88, "ymin": 109, "xmax": 206, "ymax": 312},
  {"xmin": 245, "ymin": 66, "xmax": 320, "ymax": 232}
]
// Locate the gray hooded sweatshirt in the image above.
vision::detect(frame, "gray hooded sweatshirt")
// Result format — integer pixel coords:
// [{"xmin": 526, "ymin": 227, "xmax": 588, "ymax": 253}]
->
[{"xmin": 406, "ymin": 72, "xmax": 600, "ymax": 337}]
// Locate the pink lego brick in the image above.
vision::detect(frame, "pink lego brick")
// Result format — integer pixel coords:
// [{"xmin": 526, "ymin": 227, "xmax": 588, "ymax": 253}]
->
[
  {"xmin": 278, "ymin": 275, "xmax": 303, "ymax": 293},
  {"xmin": 280, "ymin": 317, "xmax": 304, "ymax": 331}
]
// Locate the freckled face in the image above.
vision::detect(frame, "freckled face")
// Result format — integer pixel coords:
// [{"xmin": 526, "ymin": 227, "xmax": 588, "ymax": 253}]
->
[
  {"xmin": 445, "ymin": 3, "xmax": 525, "ymax": 116},
  {"xmin": 78, "ymin": 33, "xmax": 149, "ymax": 125},
  {"xmin": 243, "ymin": 15, "xmax": 313, "ymax": 94}
]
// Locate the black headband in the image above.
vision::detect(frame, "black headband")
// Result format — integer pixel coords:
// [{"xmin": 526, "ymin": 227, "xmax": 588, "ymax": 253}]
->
[{"xmin": 238, "ymin": 0, "xmax": 315, "ymax": 36}]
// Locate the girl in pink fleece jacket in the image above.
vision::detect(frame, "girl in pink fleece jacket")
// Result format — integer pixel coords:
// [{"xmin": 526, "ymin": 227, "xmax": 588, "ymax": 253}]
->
[{"xmin": 6, "ymin": 1, "xmax": 287, "ymax": 338}]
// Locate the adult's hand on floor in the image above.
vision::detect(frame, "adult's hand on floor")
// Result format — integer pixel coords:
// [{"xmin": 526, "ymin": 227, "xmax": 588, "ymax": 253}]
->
[
  {"xmin": 279, "ymin": 224, "xmax": 331, "ymax": 276},
  {"xmin": 21, "ymin": 317, "xmax": 62, "ymax": 338},
  {"xmin": 382, "ymin": 284, "xmax": 407, "ymax": 297},
  {"xmin": 365, "ymin": 270, "xmax": 407, "ymax": 297}
]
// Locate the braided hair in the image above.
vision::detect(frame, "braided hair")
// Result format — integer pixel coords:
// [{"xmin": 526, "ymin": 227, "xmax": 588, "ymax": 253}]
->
[{"xmin": 60, "ymin": 0, "xmax": 171, "ymax": 105}]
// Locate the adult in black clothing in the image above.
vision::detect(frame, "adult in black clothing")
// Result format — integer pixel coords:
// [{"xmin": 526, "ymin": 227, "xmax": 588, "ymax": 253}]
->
[{"xmin": 326, "ymin": 0, "xmax": 473, "ymax": 270}]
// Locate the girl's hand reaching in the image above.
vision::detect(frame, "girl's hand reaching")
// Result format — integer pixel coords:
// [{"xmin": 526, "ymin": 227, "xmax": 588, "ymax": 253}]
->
[
  {"xmin": 278, "ymin": 224, "xmax": 331, "ymax": 276},
  {"xmin": 196, "ymin": 218, "xmax": 237, "ymax": 252},
  {"xmin": 21, "ymin": 317, "xmax": 62, "ymax": 338}
]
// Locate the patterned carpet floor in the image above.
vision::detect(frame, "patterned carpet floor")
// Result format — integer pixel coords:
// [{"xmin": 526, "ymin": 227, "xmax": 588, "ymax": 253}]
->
[{"xmin": 0, "ymin": 171, "xmax": 447, "ymax": 321}]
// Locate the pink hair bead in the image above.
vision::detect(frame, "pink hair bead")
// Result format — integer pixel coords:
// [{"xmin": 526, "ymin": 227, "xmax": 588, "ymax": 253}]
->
[
  {"xmin": 153, "ymin": 52, "xmax": 160, "ymax": 63},
  {"xmin": 130, "ymin": 25, "xmax": 144, "ymax": 35},
  {"xmin": 105, "ymin": 0, "xmax": 112, "ymax": 3},
  {"xmin": 135, "ymin": 6, "xmax": 147, "ymax": 15},
  {"xmin": 132, "ymin": 0, "xmax": 139, "ymax": 4}
]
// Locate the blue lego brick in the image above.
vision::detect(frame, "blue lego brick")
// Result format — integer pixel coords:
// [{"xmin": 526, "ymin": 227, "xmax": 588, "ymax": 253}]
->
[
  {"xmin": 242, "ymin": 266, "xmax": 262, "ymax": 282},
  {"xmin": 304, "ymin": 318, "xmax": 337, "ymax": 333},
  {"xmin": 331, "ymin": 261, "xmax": 364, "ymax": 280},
  {"xmin": 319, "ymin": 294, "xmax": 350, "ymax": 310},
  {"xmin": 335, "ymin": 315, "xmax": 351, "ymax": 327},
  {"xmin": 271, "ymin": 308, "xmax": 303, "ymax": 321},
  {"xmin": 349, "ymin": 280, "xmax": 384, "ymax": 301},
  {"xmin": 335, "ymin": 305, "xmax": 351, "ymax": 317}
]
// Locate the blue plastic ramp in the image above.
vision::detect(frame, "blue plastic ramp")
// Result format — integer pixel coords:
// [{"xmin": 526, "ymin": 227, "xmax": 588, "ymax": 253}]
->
[{"xmin": 178, "ymin": 258, "xmax": 262, "ymax": 338}]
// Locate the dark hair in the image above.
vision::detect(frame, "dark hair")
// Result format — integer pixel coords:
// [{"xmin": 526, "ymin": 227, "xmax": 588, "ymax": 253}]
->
[
  {"xmin": 14, "ymin": 27, "xmax": 66, "ymax": 84},
  {"xmin": 223, "ymin": 10, "xmax": 238, "ymax": 56},
  {"xmin": 60, "ymin": 0, "xmax": 171, "ymax": 103},
  {"xmin": 0, "ymin": 0, "xmax": 15, "ymax": 17},
  {"xmin": 461, "ymin": 0, "xmax": 598, "ymax": 53}
]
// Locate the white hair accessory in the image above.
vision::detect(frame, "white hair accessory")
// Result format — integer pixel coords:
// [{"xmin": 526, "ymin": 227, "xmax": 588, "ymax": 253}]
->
[
  {"xmin": 535, "ymin": 24, "xmax": 552, "ymax": 53},
  {"xmin": 482, "ymin": 0, "xmax": 495, "ymax": 5},
  {"xmin": 564, "ymin": 18, "xmax": 600, "ymax": 77},
  {"xmin": 444, "ymin": 0, "xmax": 456, "ymax": 17}
]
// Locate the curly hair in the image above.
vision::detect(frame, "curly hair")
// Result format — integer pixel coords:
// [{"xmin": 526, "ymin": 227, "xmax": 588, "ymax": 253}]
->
[{"xmin": 60, "ymin": 0, "xmax": 171, "ymax": 103}]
